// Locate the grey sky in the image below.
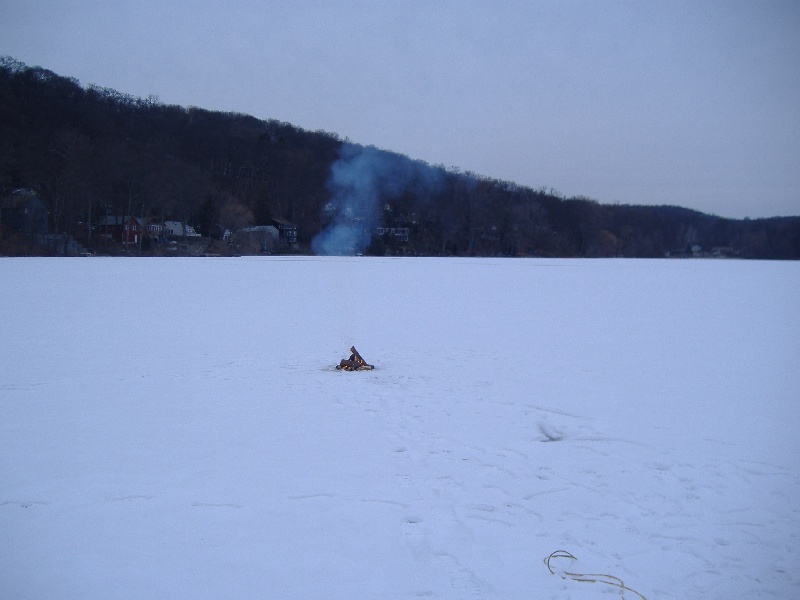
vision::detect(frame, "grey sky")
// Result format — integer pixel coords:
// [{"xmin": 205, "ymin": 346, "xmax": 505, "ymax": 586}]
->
[{"xmin": 2, "ymin": 0, "xmax": 798, "ymax": 218}]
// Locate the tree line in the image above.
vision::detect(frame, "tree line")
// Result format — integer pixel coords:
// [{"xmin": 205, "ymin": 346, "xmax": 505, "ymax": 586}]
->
[{"xmin": 1, "ymin": 56, "xmax": 798, "ymax": 259}]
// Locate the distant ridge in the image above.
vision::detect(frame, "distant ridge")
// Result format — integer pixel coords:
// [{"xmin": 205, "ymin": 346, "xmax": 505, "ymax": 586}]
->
[{"xmin": 1, "ymin": 56, "xmax": 798, "ymax": 258}]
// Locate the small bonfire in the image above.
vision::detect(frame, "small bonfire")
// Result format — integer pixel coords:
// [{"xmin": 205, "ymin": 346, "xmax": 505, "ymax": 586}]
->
[{"xmin": 336, "ymin": 346, "xmax": 374, "ymax": 371}]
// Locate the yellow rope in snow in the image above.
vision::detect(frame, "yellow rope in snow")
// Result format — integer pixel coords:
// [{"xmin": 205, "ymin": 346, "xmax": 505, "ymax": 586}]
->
[{"xmin": 544, "ymin": 550, "xmax": 648, "ymax": 600}]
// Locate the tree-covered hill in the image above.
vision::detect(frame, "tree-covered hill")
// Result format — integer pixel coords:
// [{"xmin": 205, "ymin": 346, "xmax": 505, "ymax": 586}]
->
[{"xmin": 2, "ymin": 56, "xmax": 798, "ymax": 258}]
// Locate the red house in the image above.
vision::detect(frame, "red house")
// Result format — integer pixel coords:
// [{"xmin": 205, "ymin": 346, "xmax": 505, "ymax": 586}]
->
[{"xmin": 96, "ymin": 216, "xmax": 143, "ymax": 244}]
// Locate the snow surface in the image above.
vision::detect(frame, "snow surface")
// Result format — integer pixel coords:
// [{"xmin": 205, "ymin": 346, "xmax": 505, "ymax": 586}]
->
[{"xmin": 1, "ymin": 257, "xmax": 798, "ymax": 600}]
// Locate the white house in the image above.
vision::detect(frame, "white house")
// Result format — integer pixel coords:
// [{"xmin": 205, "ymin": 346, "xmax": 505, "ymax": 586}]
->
[{"xmin": 163, "ymin": 221, "xmax": 201, "ymax": 237}]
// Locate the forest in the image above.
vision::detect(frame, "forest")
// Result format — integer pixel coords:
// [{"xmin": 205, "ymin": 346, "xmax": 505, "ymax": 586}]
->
[{"xmin": 2, "ymin": 56, "xmax": 798, "ymax": 259}]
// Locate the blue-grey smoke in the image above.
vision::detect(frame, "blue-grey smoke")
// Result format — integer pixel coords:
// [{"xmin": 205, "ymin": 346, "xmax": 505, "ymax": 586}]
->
[{"xmin": 312, "ymin": 144, "xmax": 444, "ymax": 255}]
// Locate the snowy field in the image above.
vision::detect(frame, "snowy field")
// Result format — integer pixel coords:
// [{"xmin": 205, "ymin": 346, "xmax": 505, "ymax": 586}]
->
[{"xmin": 1, "ymin": 256, "xmax": 798, "ymax": 600}]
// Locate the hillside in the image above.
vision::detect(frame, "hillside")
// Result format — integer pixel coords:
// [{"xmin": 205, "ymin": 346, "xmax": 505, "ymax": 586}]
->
[{"xmin": 2, "ymin": 56, "xmax": 799, "ymax": 258}]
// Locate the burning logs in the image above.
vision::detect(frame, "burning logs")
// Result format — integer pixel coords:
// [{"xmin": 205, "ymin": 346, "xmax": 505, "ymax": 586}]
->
[{"xmin": 336, "ymin": 346, "xmax": 374, "ymax": 371}]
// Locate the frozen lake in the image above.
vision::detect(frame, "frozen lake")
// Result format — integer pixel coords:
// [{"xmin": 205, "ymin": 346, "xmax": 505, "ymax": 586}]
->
[{"xmin": 1, "ymin": 257, "xmax": 798, "ymax": 599}]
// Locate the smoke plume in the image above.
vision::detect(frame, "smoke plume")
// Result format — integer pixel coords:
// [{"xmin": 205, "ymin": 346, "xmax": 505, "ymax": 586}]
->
[{"xmin": 311, "ymin": 144, "xmax": 444, "ymax": 255}]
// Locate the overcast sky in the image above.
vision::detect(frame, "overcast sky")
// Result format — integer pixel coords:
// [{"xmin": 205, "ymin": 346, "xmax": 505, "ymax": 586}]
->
[{"xmin": 2, "ymin": 0, "xmax": 798, "ymax": 218}]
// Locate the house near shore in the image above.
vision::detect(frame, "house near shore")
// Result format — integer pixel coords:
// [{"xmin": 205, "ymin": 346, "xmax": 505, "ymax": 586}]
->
[
  {"xmin": 376, "ymin": 226, "xmax": 410, "ymax": 243},
  {"xmin": 163, "ymin": 221, "xmax": 201, "ymax": 238},
  {"xmin": 270, "ymin": 218, "xmax": 298, "ymax": 245},
  {"xmin": 144, "ymin": 218, "xmax": 163, "ymax": 240},
  {"xmin": 93, "ymin": 217, "xmax": 202, "ymax": 245},
  {"xmin": 96, "ymin": 215, "xmax": 143, "ymax": 244}
]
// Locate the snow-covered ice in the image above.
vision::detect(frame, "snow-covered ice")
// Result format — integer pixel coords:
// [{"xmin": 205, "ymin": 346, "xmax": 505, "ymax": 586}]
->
[{"xmin": 1, "ymin": 257, "xmax": 798, "ymax": 599}]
